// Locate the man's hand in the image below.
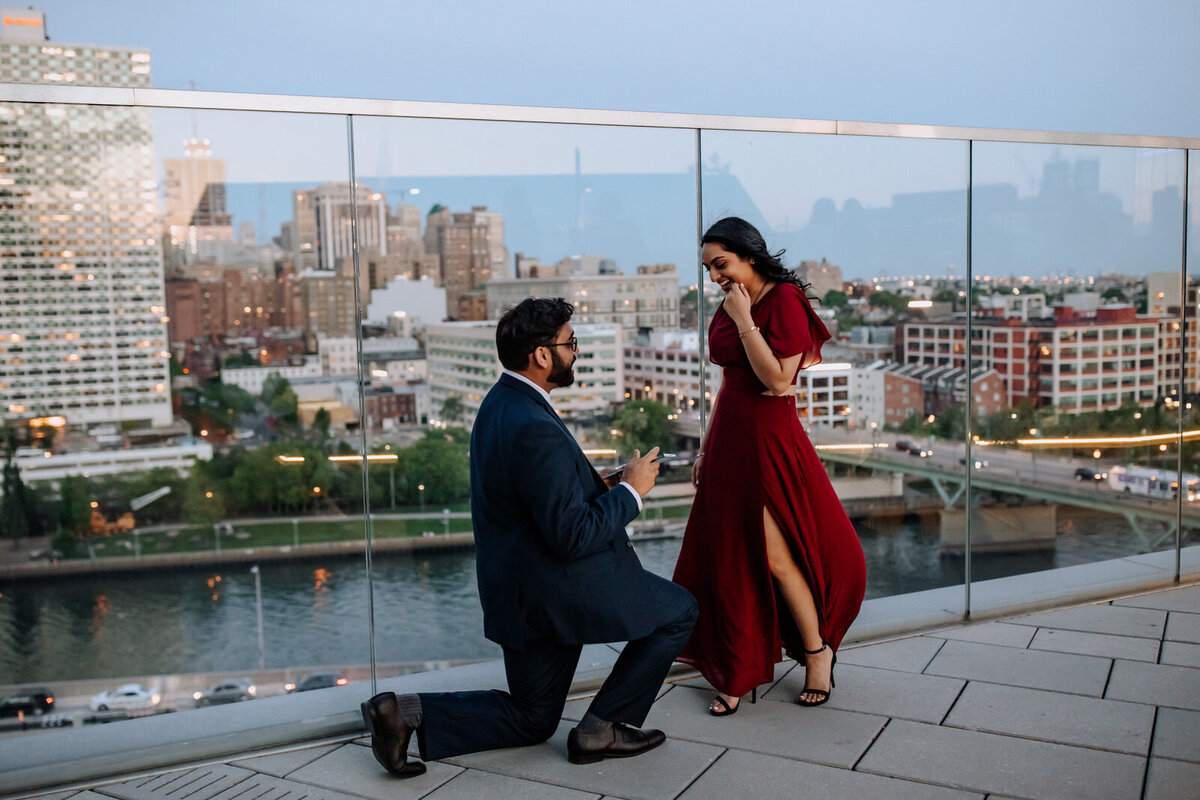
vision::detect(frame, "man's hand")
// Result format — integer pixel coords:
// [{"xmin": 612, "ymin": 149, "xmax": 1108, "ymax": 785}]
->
[{"xmin": 622, "ymin": 447, "xmax": 661, "ymax": 496}]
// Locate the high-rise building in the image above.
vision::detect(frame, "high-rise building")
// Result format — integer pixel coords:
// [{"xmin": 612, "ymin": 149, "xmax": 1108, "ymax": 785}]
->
[
  {"xmin": 290, "ymin": 182, "xmax": 388, "ymax": 272},
  {"xmin": 0, "ymin": 9, "xmax": 173, "ymax": 428},
  {"xmin": 162, "ymin": 138, "xmax": 233, "ymax": 263},
  {"xmin": 424, "ymin": 205, "xmax": 504, "ymax": 318}
]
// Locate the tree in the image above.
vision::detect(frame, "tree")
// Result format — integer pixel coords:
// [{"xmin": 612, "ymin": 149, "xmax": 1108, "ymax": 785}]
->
[
  {"xmin": 182, "ymin": 477, "xmax": 226, "ymax": 529},
  {"xmin": 823, "ymin": 289, "xmax": 849, "ymax": 309},
  {"xmin": 440, "ymin": 394, "xmax": 465, "ymax": 423},
  {"xmin": 310, "ymin": 407, "xmax": 331, "ymax": 445},
  {"xmin": 1101, "ymin": 287, "xmax": 1128, "ymax": 303},
  {"xmin": 1, "ymin": 446, "xmax": 31, "ymax": 545},
  {"xmin": 612, "ymin": 399, "xmax": 673, "ymax": 458},
  {"xmin": 397, "ymin": 432, "xmax": 470, "ymax": 505},
  {"xmin": 933, "ymin": 289, "xmax": 958, "ymax": 303},
  {"xmin": 57, "ymin": 474, "xmax": 92, "ymax": 537},
  {"xmin": 262, "ymin": 374, "xmax": 300, "ymax": 434}
]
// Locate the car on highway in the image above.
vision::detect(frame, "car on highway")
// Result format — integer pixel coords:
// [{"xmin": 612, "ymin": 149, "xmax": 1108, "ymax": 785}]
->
[
  {"xmin": 284, "ymin": 672, "xmax": 348, "ymax": 693},
  {"xmin": 89, "ymin": 684, "xmax": 161, "ymax": 712},
  {"xmin": 894, "ymin": 440, "xmax": 914, "ymax": 453},
  {"xmin": 1075, "ymin": 467, "xmax": 1106, "ymax": 482},
  {"xmin": 909, "ymin": 447, "xmax": 933, "ymax": 458},
  {"xmin": 193, "ymin": 679, "xmax": 256, "ymax": 707},
  {"xmin": 0, "ymin": 688, "xmax": 54, "ymax": 717},
  {"xmin": 959, "ymin": 456, "xmax": 988, "ymax": 470}
]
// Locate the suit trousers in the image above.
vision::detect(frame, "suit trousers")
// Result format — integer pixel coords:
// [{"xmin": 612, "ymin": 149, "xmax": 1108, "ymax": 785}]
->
[{"xmin": 417, "ymin": 583, "xmax": 697, "ymax": 761}]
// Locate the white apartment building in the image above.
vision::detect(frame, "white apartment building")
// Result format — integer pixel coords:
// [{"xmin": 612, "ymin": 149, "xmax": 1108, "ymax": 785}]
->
[
  {"xmin": 623, "ymin": 330, "xmax": 721, "ymax": 415},
  {"xmin": 15, "ymin": 440, "xmax": 213, "ymax": 484},
  {"xmin": 426, "ymin": 321, "xmax": 623, "ymax": 428},
  {"xmin": 485, "ymin": 267, "xmax": 680, "ymax": 334},
  {"xmin": 317, "ymin": 335, "xmax": 423, "ymax": 379},
  {"xmin": 366, "ymin": 275, "xmax": 448, "ymax": 330},
  {"xmin": 796, "ymin": 361, "xmax": 854, "ymax": 427},
  {"xmin": 1, "ymin": 12, "xmax": 173, "ymax": 429},
  {"xmin": 222, "ymin": 356, "xmax": 322, "ymax": 396}
]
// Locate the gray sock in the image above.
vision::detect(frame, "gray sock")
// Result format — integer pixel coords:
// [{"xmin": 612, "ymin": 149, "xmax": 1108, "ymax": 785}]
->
[
  {"xmin": 396, "ymin": 693, "xmax": 423, "ymax": 728},
  {"xmin": 575, "ymin": 711, "xmax": 611, "ymax": 735}
]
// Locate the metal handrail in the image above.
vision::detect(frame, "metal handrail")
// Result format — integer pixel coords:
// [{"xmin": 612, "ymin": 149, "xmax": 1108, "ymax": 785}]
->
[{"xmin": 2, "ymin": 83, "xmax": 1198, "ymax": 149}]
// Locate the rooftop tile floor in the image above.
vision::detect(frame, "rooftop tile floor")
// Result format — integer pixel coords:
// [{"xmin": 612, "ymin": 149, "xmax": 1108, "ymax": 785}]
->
[{"xmin": 15, "ymin": 583, "xmax": 1200, "ymax": 800}]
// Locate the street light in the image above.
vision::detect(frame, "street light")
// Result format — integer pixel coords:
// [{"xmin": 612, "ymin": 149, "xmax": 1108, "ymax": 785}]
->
[
  {"xmin": 418, "ymin": 483, "xmax": 425, "ymax": 511},
  {"xmin": 1029, "ymin": 428, "xmax": 1039, "ymax": 481},
  {"xmin": 250, "ymin": 565, "xmax": 265, "ymax": 671}
]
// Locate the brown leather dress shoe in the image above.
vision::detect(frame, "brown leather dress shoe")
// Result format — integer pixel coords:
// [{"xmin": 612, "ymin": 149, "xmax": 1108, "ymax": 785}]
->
[
  {"xmin": 567, "ymin": 722, "xmax": 667, "ymax": 765},
  {"xmin": 360, "ymin": 692, "xmax": 427, "ymax": 777}
]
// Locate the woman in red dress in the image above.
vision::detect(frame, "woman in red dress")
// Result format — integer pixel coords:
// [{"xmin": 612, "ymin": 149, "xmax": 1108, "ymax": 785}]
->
[{"xmin": 672, "ymin": 217, "xmax": 866, "ymax": 715}]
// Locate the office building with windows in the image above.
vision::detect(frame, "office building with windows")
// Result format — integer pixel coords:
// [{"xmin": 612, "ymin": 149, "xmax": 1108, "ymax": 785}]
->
[{"xmin": 0, "ymin": 9, "xmax": 172, "ymax": 427}]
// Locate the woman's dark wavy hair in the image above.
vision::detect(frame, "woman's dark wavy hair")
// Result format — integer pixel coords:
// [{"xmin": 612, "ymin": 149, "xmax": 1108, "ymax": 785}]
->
[
  {"xmin": 495, "ymin": 297, "xmax": 574, "ymax": 371},
  {"xmin": 702, "ymin": 216, "xmax": 811, "ymax": 294}
]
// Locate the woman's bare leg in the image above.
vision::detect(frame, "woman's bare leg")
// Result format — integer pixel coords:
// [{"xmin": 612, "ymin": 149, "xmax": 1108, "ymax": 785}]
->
[{"xmin": 762, "ymin": 507, "xmax": 833, "ymax": 704}]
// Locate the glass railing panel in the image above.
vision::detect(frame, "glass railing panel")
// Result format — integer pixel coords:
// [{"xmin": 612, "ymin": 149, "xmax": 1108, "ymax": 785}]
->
[
  {"xmin": 697, "ymin": 130, "xmax": 971, "ymax": 605},
  {"xmin": 347, "ymin": 116, "xmax": 697, "ymax": 679},
  {"xmin": 968, "ymin": 142, "xmax": 1188, "ymax": 589},
  {"xmin": 1185, "ymin": 151, "xmax": 1200, "ymax": 567},
  {"xmin": 0, "ymin": 103, "xmax": 366, "ymax": 719}
]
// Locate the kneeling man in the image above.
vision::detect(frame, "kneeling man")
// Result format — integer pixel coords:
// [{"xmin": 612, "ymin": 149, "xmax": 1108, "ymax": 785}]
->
[{"xmin": 362, "ymin": 297, "xmax": 697, "ymax": 776}]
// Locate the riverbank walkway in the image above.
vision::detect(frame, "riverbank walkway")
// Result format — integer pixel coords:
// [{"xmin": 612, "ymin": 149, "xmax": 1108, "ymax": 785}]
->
[{"xmin": 6, "ymin": 580, "xmax": 1198, "ymax": 800}]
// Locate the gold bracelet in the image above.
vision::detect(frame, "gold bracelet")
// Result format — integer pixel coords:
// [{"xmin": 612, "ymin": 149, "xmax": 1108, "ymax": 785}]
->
[{"xmin": 738, "ymin": 325, "xmax": 760, "ymax": 338}]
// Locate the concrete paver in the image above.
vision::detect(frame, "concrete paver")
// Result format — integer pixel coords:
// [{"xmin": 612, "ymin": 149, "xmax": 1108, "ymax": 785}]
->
[
  {"xmin": 857, "ymin": 719, "xmax": 1145, "ymax": 800},
  {"xmin": 424, "ymin": 769, "xmax": 601, "ymax": 800},
  {"xmin": 444, "ymin": 718, "xmax": 722, "ymax": 800},
  {"xmin": 646, "ymin": 684, "xmax": 886, "ymax": 769},
  {"xmin": 1160, "ymin": 640, "xmax": 1200, "ymax": 667},
  {"xmin": 774, "ymin": 662, "xmax": 964, "ymax": 724},
  {"xmin": 1010, "ymin": 604, "xmax": 1167, "ymax": 638},
  {"xmin": 1105, "ymin": 659, "xmax": 1200, "ymax": 710},
  {"xmin": 230, "ymin": 743, "xmax": 341, "ymax": 777},
  {"xmin": 924, "ymin": 622, "xmax": 1036, "ymax": 649},
  {"xmin": 677, "ymin": 748, "xmax": 983, "ymax": 800},
  {"xmin": 922, "ymin": 640, "xmax": 1112, "ymax": 696},
  {"xmin": 1165, "ymin": 611, "xmax": 1200, "ymax": 643},
  {"xmin": 1028, "ymin": 627, "xmax": 1160, "ymax": 662},
  {"xmin": 1151, "ymin": 708, "xmax": 1200, "ymax": 763},
  {"xmin": 1113, "ymin": 585, "xmax": 1200, "ymax": 613},
  {"xmin": 287, "ymin": 742, "xmax": 462, "ymax": 800},
  {"xmin": 1143, "ymin": 758, "xmax": 1200, "ymax": 800},
  {"xmin": 941, "ymin": 681, "xmax": 1154, "ymax": 755},
  {"xmin": 836, "ymin": 636, "xmax": 945, "ymax": 673}
]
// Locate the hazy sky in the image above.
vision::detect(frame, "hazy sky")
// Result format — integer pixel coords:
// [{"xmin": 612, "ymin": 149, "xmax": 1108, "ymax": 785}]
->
[
  {"xmin": 32, "ymin": 0, "xmax": 1200, "ymax": 137},
  {"xmin": 19, "ymin": 0, "xmax": 1200, "ymax": 276}
]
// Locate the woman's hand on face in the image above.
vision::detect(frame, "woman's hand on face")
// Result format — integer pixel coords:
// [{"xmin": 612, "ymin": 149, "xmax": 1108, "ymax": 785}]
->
[{"xmin": 724, "ymin": 282, "xmax": 753, "ymax": 328}]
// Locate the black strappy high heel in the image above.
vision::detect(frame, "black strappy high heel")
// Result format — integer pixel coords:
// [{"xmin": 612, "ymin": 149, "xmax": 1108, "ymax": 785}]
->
[
  {"xmin": 796, "ymin": 643, "xmax": 835, "ymax": 707},
  {"xmin": 709, "ymin": 686, "xmax": 757, "ymax": 717}
]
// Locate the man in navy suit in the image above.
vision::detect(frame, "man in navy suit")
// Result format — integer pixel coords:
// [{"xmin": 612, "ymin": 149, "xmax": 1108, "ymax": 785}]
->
[{"xmin": 362, "ymin": 297, "xmax": 697, "ymax": 776}]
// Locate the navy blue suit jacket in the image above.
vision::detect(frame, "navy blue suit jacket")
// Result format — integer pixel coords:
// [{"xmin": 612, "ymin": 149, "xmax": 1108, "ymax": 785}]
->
[{"xmin": 469, "ymin": 373, "xmax": 685, "ymax": 650}]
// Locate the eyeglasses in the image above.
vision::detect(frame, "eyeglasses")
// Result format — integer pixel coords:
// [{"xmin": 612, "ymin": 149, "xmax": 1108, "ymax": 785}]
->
[{"xmin": 540, "ymin": 336, "xmax": 578, "ymax": 353}]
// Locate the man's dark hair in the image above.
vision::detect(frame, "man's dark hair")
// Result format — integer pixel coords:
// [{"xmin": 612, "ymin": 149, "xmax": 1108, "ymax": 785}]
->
[{"xmin": 496, "ymin": 297, "xmax": 574, "ymax": 371}]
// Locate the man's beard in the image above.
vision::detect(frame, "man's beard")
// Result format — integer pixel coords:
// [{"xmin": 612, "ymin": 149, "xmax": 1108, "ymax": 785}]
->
[{"xmin": 548, "ymin": 348, "xmax": 575, "ymax": 388}]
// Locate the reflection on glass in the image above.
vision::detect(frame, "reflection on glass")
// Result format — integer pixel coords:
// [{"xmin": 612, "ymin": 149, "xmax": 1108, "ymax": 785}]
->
[
  {"xmin": 700, "ymin": 131, "xmax": 970, "ymax": 599},
  {"xmin": 967, "ymin": 143, "xmax": 1189, "ymax": 585},
  {"xmin": 349, "ymin": 117, "xmax": 697, "ymax": 679}
]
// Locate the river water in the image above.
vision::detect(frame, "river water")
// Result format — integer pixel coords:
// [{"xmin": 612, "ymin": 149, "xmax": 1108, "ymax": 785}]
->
[{"xmin": 0, "ymin": 509, "xmax": 1169, "ymax": 684}]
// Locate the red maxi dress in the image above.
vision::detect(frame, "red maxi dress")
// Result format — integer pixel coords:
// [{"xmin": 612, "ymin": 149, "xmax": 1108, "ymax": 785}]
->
[{"xmin": 672, "ymin": 282, "xmax": 867, "ymax": 698}]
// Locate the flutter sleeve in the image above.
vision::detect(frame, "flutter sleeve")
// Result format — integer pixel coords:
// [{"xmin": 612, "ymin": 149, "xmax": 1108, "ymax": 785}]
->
[{"xmin": 760, "ymin": 283, "xmax": 831, "ymax": 369}]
